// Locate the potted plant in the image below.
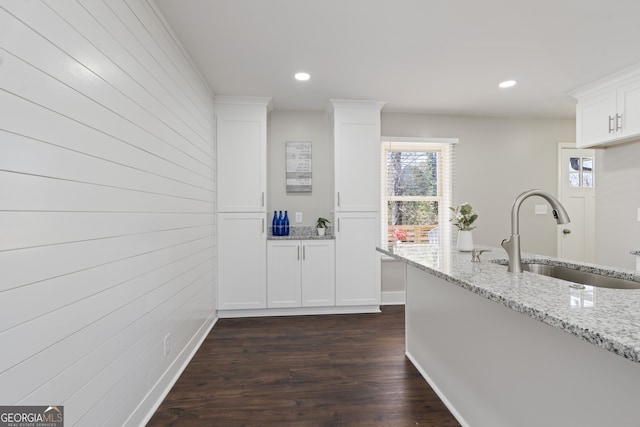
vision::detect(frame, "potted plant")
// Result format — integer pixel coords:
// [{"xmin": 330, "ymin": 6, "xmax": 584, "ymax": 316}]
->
[
  {"xmin": 315, "ymin": 217, "xmax": 331, "ymax": 236},
  {"xmin": 450, "ymin": 202, "xmax": 478, "ymax": 251}
]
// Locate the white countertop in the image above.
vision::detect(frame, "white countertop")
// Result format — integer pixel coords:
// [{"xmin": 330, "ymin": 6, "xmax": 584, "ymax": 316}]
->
[{"xmin": 378, "ymin": 244, "xmax": 640, "ymax": 364}]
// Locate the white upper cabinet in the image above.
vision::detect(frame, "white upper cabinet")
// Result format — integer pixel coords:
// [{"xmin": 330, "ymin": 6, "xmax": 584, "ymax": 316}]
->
[
  {"xmin": 576, "ymin": 91, "xmax": 617, "ymax": 147},
  {"xmin": 573, "ymin": 65, "xmax": 640, "ymax": 148},
  {"xmin": 331, "ymin": 100, "xmax": 385, "ymax": 211},
  {"xmin": 617, "ymin": 80, "xmax": 640, "ymax": 138},
  {"xmin": 216, "ymin": 96, "xmax": 271, "ymax": 212}
]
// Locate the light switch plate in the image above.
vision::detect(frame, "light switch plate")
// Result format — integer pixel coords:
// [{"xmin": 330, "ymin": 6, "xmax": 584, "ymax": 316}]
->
[
  {"xmin": 295, "ymin": 212, "xmax": 302, "ymax": 223},
  {"xmin": 534, "ymin": 205, "xmax": 548, "ymax": 215}
]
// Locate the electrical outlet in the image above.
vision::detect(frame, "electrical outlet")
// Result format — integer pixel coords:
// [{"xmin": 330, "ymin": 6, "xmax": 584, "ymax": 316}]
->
[
  {"xmin": 295, "ymin": 212, "xmax": 302, "ymax": 223},
  {"xmin": 534, "ymin": 205, "xmax": 548, "ymax": 215},
  {"xmin": 164, "ymin": 334, "xmax": 171, "ymax": 356}
]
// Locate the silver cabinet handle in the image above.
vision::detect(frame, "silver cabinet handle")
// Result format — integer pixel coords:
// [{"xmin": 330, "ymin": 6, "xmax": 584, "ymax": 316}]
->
[
  {"xmin": 337, "ymin": 218, "xmax": 340, "ymax": 232},
  {"xmin": 616, "ymin": 113, "xmax": 623, "ymax": 131},
  {"xmin": 261, "ymin": 192, "xmax": 264, "ymax": 207},
  {"xmin": 303, "ymin": 245, "xmax": 306, "ymax": 260},
  {"xmin": 297, "ymin": 246, "xmax": 300, "ymax": 260},
  {"xmin": 337, "ymin": 192, "xmax": 341, "ymax": 207},
  {"xmin": 608, "ymin": 115, "xmax": 615, "ymax": 133},
  {"xmin": 262, "ymin": 218, "xmax": 265, "ymax": 233}
]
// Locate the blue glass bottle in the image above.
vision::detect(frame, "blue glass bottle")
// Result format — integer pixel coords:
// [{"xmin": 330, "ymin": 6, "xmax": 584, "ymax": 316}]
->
[
  {"xmin": 283, "ymin": 211, "xmax": 290, "ymax": 236},
  {"xmin": 277, "ymin": 211, "xmax": 283, "ymax": 236},
  {"xmin": 272, "ymin": 211, "xmax": 278, "ymax": 236}
]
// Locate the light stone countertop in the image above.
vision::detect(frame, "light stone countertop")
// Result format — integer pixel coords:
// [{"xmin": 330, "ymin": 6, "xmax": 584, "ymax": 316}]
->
[
  {"xmin": 267, "ymin": 226, "xmax": 335, "ymax": 240},
  {"xmin": 378, "ymin": 244, "xmax": 640, "ymax": 364}
]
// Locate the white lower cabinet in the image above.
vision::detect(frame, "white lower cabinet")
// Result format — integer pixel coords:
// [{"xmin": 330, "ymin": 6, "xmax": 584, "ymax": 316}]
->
[
  {"xmin": 335, "ymin": 212, "xmax": 381, "ymax": 306},
  {"xmin": 218, "ymin": 213, "xmax": 267, "ymax": 310},
  {"xmin": 267, "ymin": 240, "xmax": 335, "ymax": 308},
  {"xmin": 301, "ymin": 241, "xmax": 336, "ymax": 306}
]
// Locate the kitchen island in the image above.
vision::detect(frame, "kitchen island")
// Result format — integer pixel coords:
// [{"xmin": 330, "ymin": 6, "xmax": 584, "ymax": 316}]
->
[{"xmin": 379, "ymin": 244, "xmax": 640, "ymax": 427}]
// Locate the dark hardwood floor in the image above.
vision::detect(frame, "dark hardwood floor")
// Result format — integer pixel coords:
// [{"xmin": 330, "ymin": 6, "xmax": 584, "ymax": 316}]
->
[{"xmin": 147, "ymin": 306, "xmax": 461, "ymax": 426}]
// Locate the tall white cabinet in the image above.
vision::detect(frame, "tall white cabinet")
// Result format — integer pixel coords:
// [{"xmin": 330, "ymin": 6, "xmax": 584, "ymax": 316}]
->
[
  {"xmin": 331, "ymin": 100, "xmax": 385, "ymax": 309},
  {"xmin": 216, "ymin": 97, "xmax": 385, "ymax": 317},
  {"xmin": 216, "ymin": 96, "xmax": 271, "ymax": 311}
]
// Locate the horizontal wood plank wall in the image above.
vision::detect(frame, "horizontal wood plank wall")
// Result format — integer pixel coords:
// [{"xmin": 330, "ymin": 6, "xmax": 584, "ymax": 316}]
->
[{"xmin": 0, "ymin": 1, "xmax": 216, "ymax": 425}]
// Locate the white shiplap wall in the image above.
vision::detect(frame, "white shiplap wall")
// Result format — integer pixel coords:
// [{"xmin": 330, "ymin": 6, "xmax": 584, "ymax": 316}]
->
[{"xmin": 0, "ymin": 1, "xmax": 216, "ymax": 425}]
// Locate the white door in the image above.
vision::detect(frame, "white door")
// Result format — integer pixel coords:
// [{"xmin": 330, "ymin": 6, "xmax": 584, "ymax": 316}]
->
[{"xmin": 557, "ymin": 145, "xmax": 596, "ymax": 261}]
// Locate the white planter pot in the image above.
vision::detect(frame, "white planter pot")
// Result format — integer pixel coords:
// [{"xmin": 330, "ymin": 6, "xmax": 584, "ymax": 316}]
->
[
  {"xmin": 317, "ymin": 228, "xmax": 326, "ymax": 236},
  {"xmin": 457, "ymin": 230, "xmax": 474, "ymax": 252}
]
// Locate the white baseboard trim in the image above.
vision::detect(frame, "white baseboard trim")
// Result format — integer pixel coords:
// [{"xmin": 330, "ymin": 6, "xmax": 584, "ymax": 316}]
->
[
  {"xmin": 127, "ymin": 313, "xmax": 218, "ymax": 427},
  {"xmin": 405, "ymin": 351, "xmax": 468, "ymax": 427},
  {"xmin": 381, "ymin": 291, "xmax": 406, "ymax": 305},
  {"xmin": 217, "ymin": 305, "xmax": 381, "ymax": 318}
]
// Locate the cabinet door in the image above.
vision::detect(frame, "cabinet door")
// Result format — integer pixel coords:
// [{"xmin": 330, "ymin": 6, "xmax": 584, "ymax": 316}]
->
[
  {"xmin": 218, "ymin": 213, "xmax": 266, "ymax": 310},
  {"xmin": 301, "ymin": 240, "xmax": 335, "ymax": 307},
  {"xmin": 335, "ymin": 213, "xmax": 381, "ymax": 306},
  {"xmin": 333, "ymin": 103, "xmax": 383, "ymax": 212},
  {"xmin": 267, "ymin": 241, "xmax": 301, "ymax": 308},
  {"xmin": 617, "ymin": 80, "xmax": 640, "ymax": 139},
  {"xmin": 216, "ymin": 100, "xmax": 268, "ymax": 212},
  {"xmin": 576, "ymin": 91, "xmax": 616, "ymax": 148}
]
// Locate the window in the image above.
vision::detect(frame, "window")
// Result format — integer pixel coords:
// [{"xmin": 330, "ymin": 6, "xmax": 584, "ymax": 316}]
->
[
  {"xmin": 381, "ymin": 138, "xmax": 455, "ymax": 248},
  {"xmin": 569, "ymin": 156, "xmax": 594, "ymax": 188}
]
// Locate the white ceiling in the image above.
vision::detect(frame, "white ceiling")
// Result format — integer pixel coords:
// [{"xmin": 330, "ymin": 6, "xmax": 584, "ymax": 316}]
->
[{"xmin": 153, "ymin": 0, "xmax": 640, "ymax": 118}]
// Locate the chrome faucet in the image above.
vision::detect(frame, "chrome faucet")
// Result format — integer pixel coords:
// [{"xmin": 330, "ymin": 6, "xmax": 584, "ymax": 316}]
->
[{"xmin": 501, "ymin": 189, "xmax": 570, "ymax": 273}]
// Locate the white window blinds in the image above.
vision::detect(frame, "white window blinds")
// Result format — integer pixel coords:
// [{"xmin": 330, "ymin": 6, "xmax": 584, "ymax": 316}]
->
[{"xmin": 381, "ymin": 138, "xmax": 456, "ymax": 248}]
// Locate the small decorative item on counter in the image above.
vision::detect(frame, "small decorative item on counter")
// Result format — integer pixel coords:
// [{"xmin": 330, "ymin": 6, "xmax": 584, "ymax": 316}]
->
[
  {"xmin": 277, "ymin": 211, "xmax": 284, "ymax": 236},
  {"xmin": 283, "ymin": 211, "xmax": 290, "ymax": 236},
  {"xmin": 456, "ymin": 230, "xmax": 474, "ymax": 252},
  {"xmin": 450, "ymin": 203, "xmax": 478, "ymax": 252},
  {"xmin": 315, "ymin": 217, "xmax": 330, "ymax": 237},
  {"xmin": 272, "ymin": 211, "xmax": 278, "ymax": 236}
]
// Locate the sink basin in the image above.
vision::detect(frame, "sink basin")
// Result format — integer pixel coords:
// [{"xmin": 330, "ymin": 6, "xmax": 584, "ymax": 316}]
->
[{"xmin": 519, "ymin": 263, "xmax": 640, "ymax": 290}]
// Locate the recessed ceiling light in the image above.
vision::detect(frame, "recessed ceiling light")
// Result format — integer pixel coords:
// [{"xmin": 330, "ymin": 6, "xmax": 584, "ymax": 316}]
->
[
  {"xmin": 295, "ymin": 72, "xmax": 310, "ymax": 81},
  {"xmin": 499, "ymin": 80, "xmax": 517, "ymax": 88}
]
